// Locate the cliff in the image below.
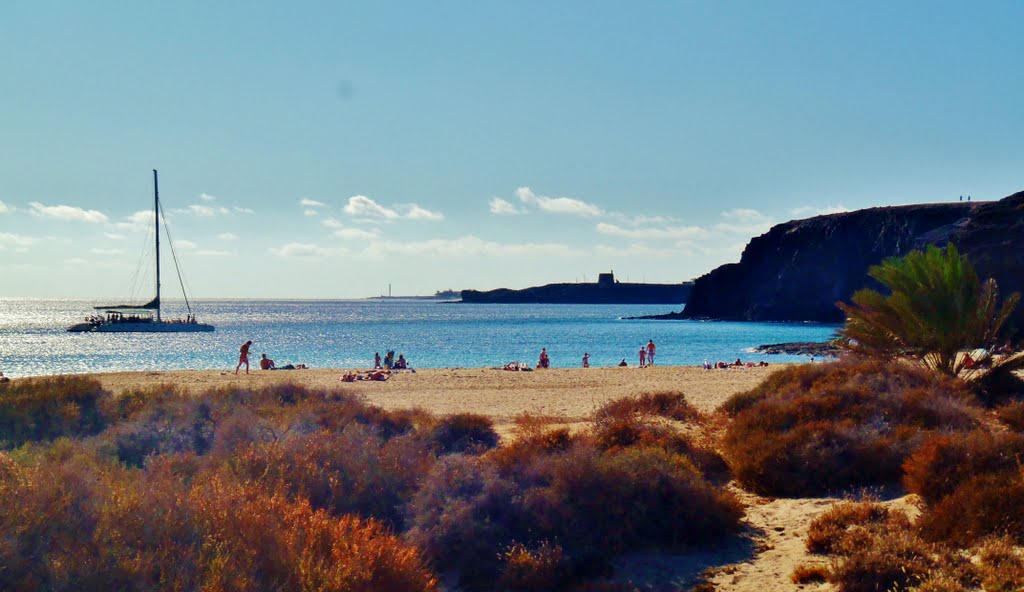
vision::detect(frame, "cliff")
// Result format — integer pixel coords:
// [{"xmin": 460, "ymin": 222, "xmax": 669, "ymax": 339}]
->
[
  {"xmin": 675, "ymin": 191, "xmax": 1024, "ymax": 326},
  {"xmin": 461, "ymin": 278, "xmax": 692, "ymax": 305}
]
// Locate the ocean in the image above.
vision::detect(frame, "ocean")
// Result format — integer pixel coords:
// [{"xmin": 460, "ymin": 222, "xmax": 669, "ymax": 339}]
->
[{"xmin": 0, "ymin": 299, "xmax": 839, "ymax": 377}]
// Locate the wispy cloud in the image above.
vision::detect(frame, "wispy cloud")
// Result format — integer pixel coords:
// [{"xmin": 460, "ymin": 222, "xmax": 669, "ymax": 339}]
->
[
  {"xmin": 199, "ymin": 193, "xmax": 217, "ymax": 202},
  {"xmin": 300, "ymin": 198, "xmax": 326, "ymax": 207},
  {"xmin": 516, "ymin": 187, "xmax": 603, "ymax": 217},
  {"xmin": 174, "ymin": 240, "xmax": 198, "ymax": 250},
  {"xmin": 233, "ymin": 206, "xmax": 254, "ymax": 214},
  {"xmin": 322, "ymin": 217, "xmax": 379, "ymax": 240},
  {"xmin": 595, "ymin": 222, "xmax": 708, "ymax": 240},
  {"xmin": 29, "ymin": 202, "xmax": 108, "ymax": 223},
  {"xmin": 181, "ymin": 204, "xmax": 229, "ymax": 217},
  {"xmin": 104, "ymin": 232, "xmax": 126, "ymax": 240},
  {"xmin": 343, "ymin": 195, "xmax": 443, "ymax": 221},
  {"xmin": 405, "ymin": 204, "xmax": 444, "ymax": 221},
  {"xmin": 364, "ymin": 235, "xmax": 574, "ymax": 258},
  {"xmin": 344, "ymin": 195, "xmax": 400, "ymax": 219},
  {"xmin": 217, "ymin": 232, "xmax": 239, "ymax": 241},
  {"xmin": 0, "ymin": 232, "xmax": 38, "ymax": 250},
  {"xmin": 269, "ymin": 242, "xmax": 348, "ymax": 258},
  {"xmin": 489, "ymin": 197, "xmax": 525, "ymax": 215},
  {"xmin": 790, "ymin": 204, "xmax": 851, "ymax": 218},
  {"xmin": 88, "ymin": 248, "xmax": 125, "ymax": 256},
  {"xmin": 714, "ymin": 208, "xmax": 774, "ymax": 236},
  {"xmin": 0, "ymin": 200, "xmax": 11, "ymax": 214}
]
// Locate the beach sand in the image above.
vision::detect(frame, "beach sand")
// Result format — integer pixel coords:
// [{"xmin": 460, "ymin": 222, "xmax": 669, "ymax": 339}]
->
[
  {"xmin": 87, "ymin": 365, "xmax": 774, "ymax": 425},
  {"xmin": 52, "ymin": 364, "xmax": 864, "ymax": 591}
]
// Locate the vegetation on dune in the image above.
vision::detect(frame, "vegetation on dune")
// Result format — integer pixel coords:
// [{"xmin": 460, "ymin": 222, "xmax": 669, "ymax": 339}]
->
[
  {"xmin": 721, "ymin": 358, "xmax": 978, "ymax": 496},
  {"xmin": 0, "ymin": 377, "xmax": 740, "ymax": 591},
  {"xmin": 836, "ymin": 243, "xmax": 1021, "ymax": 378}
]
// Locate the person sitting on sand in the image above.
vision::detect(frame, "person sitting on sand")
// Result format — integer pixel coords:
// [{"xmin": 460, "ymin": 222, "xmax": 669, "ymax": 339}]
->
[
  {"xmin": 758, "ymin": 361, "xmax": 769, "ymax": 367},
  {"xmin": 235, "ymin": 340, "xmax": 252, "ymax": 375},
  {"xmin": 703, "ymin": 359, "xmax": 712, "ymax": 370},
  {"xmin": 538, "ymin": 348, "xmax": 550, "ymax": 369},
  {"xmin": 618, "ymin": 359, "xmax": 628, "ymax": 367},
  {"xmin": 732, "ymin": 358, "xmax": 743, "ymax": 367},
  {"xmin": 260, "ymin": 354, "xmax": 276, "ymax": 370},
  {"xmin": 340, "ymin": 371, "xmax": 359, "ymax": 382}
]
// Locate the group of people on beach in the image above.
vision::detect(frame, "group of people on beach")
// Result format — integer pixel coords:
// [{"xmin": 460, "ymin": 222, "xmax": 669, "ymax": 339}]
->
[
  {"xmin": 521, "ymin": 340, "xmax": 659, "ymax": 370},
  {"xmin": 703, "ymin": 358, "xmax": 770, "ymax": 370},
  {"xmin": 234, "ymin": 340, "xmax": 306, "ymax": 374},
  {"xmin": 374, "ymin": 351, "xmax": 411, "ymax": 370}
]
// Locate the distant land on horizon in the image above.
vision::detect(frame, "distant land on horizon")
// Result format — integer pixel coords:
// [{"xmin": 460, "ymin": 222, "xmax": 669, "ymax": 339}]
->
[{"xmin": 460, "ymin": 271, "xmax": 692, "ymax": 304}]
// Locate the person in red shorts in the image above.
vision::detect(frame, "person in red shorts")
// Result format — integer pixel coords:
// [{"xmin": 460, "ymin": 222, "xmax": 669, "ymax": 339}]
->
[{"xmin": 235, "ymin": 340, "xmax": 252, "ymax": 374}]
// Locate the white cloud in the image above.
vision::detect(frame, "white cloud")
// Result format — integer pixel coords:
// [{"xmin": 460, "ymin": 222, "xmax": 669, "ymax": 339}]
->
[
  {"xmin": 175, "ymin": 240, "xmax": 198, "ymax": 250},
  {"xmin": 269, "ymin": 242, "xmax": 348, "ymax": 258},
  {"xmin": 342, "ymin": 195, "xmax": 443, "ymax": 221},
  {"xmin": 300, "ymin": 198, "xmax": 326, "ymax": 207},
  {"xmin": 104, "ymin": 232, "xmax": 126, "ymax": 240},
  {"xmin": 405, "ymin": 204, "xmax": 444, "ymax": 221},
  {"xmin": 304, "ymin": 209, "xmax": 320, "ymax": 217},
  {"xmin": 344, "ymin": 195, "xmax": 400, "ymax": 219},
  {"xmin": 489, "ymin": 197, "xmax": 524, "ymax": 215},
  {"xmin": 199, "ymin": 193, "xmax": 217, "ymax": 202},
  {"xmin": 183, "ymin": 204, "xmax": 230, "ymax": 217},
  {"xmin": 593, "ymin": 243, "xmax": 681, "ymax": 259},
  {"xmin": 595, "ymin": 222, "xmax": 708, "ymax": 240},
  {"xmin": 0, "ymin": 200, "xmax": 10, "ymax": 214},
  {"xmin": 29, "ymin": 202, "xmax": 109, "ymax": 223},
  {"xmin": 335, "ymin": 228, "xmax": 379, "ymax": 240},
  {"xmin": 0, "ymin": 232, "xmax": 37, "ymax": 249},
  {"xmin": 114, "ymin": 210, "xmax": 154, "ymax": 230},
  {"xmin": 217, "ymin": 232, "xmax": 239, "ymax": 241},
  {"xmin": 790, "ymin": 205, "xmax": 851, "ymax": 218},
  {"xmin": 714, "ymin": 208, "xmax": 774, "ymax": 236},
  {"xmin": 515, "ymin": 187, "xmax": 603, "ymax": 217},
  {"xmin": 89, "ymin": 248, "xmax": 125, "ymax": 256},
  {"xmin": 365, "ymin": 235, "xmax": 574, "ymax": 258},
  {"xmin": 233, "ymin": 206, "xmax": 254, "ymax": 214}
]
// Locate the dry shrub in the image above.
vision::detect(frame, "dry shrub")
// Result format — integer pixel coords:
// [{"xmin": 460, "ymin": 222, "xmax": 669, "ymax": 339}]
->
[
  {"xmin": 903, "ymin": 431, "xmax": 1024, "ymax": 505},
  {"xmin": 0, "ymin": 453, "xmax": 438, "ymax": 591},
  {"xmin": 229, "ymin": 425, "xmax": 433, "ymax": 529},
  {"xmin": 406, "ymin": 444, "xmax": 743, "ymax": 589},
  {"xmin": 497, "ymin": 541, "xmax": 573, "ymax": 591},
  {"xmin": 0, "ymin": 376, "xmax": 108, "ymax": 447},
  {"xmin": 995, "ymin": 400, "xmax": 1024, "ymax": 431},
  {"xmin": 594, "ymin": 392, "xmax": 703, "ymax": 423},
  {"xmin": 918, "ymin": 472, "xmax": 1024, "ymax": 547},
  {"xmin": 975, "ymin": 536, "xmax": 1024, "ymax": 591},
  {"xmin": 806, "ymin": 500, "xmax": 904, "ymax": 555},
  {"xmin": 827, "ymin": 527, "xmax": 944, "ymax": 592},
  {"xmin": 425, "ymin": 413, "xmax": 499, "ymax": 455},
  {"xmin": 722, "ymin": 359, "xmax": 978, "ymax": 496},
  {"xmin": 791, "ymin": 563, "xmax": 829, "ymax": 584},
  {"xmin": 103, "ymin": 399, "xmax": 216, "ymax": 467}
]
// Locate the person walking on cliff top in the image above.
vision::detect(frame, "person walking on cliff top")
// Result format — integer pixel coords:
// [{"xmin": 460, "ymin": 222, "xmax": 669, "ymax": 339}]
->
[{"xmin": 646, "ymin": 340, "xmax": 656, "ymax": 366}]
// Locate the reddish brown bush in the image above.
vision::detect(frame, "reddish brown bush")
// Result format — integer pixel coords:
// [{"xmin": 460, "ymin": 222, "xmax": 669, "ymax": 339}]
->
[
  {"xmin": 594, "ymin": 392, "xmax": 703, "ymax": 423},
  {"xmin": 425, "ymin": 412, "xmax": 499, "ymax": 454},
  {"xmin": 791, "ymin": 563, "xmax": 829, "ymax": 584},
  {"xmin": 497, "ymin": 541, "xmax": 574, "ymax": 591},
  {"xmin": 806, "ymin": 500, "xmax": 904, "ymax": 555},
  {"xmin": 903, "ymin": 431, "xmax": 1024, "ymax": 505},
  {"xmin": 229, "ymin": 426, "xmax": 433, "ymax": 529},
  {"xmin": 0, "ymin": 376, "xmax": 109, "ymax": 447},
  {"xmin": 975, "ymin": 536, "xmax": 1024, "ymax": 591},
  {"xmin": 918, "ymin": 472, "xmax": 1024, "ymax": 547},
  {"xmin": 995, "ymin": 400, "xmax": 1024, "ymax": 431},
  {"xmin": 722, "ymin": 359, "xmax": 978, "ymax": 496}
]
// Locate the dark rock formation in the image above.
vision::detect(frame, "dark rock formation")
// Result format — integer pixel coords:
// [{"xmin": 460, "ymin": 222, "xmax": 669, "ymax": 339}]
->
[
  {"xmin": 677, "ymin": 191, "xmax": 1024, "ymax": 327},
  {"xmin": 461, "ymin": 273, "xmax": 692, "ymax": 305},
  {"xmin": 754, "ymin": 342, "xmax": 841, "ymax": 357}
]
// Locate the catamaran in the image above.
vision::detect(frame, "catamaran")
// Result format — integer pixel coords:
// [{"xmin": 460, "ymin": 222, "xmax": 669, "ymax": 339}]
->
[{"xmin": 67, "ymin": 170, "xmax": 215, "ymax": 333}]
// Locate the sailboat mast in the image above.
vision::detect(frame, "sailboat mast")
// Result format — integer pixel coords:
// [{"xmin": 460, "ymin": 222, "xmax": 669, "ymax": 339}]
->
[{"xmin": 153, "ymin": 169, "xmax": 161, "ymax": 323}]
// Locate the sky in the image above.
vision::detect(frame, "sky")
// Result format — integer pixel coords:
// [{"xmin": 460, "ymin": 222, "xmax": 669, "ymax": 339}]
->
[{"xmin": 2, "ymin": 1, "xmax": 1022, "ymax": 299}]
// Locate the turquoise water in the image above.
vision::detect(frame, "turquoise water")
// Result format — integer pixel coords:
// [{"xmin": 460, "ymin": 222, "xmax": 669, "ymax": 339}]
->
[{"xmin": 0, "ymin": 299, "xmax": 839, "ymax": 377}]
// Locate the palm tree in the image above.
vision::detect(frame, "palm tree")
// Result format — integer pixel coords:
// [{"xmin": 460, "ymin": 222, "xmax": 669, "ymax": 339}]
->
[{"xmin": 837, "ymin": 243, "xmax": 1020, "ymax": 377}]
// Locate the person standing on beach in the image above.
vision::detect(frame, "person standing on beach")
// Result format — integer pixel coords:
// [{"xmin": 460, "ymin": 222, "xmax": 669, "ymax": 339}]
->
[
  {"xmin": 582, "ymin": 352, "xmax": 590, "ymax": 368},
  {"xmin": 639, "ymin": 347, "xmax": 646, "ymax": 368},
  {"xmin": 235, "ymin": 340, "xmax": 252, "ymax": 374},
  {"xmin": 647, "ymin": 340, "xmax": 656, "ymax": 366},
  {"xmin": 374, "ymin": 352, "xmax": 382, "ymax": 369}
]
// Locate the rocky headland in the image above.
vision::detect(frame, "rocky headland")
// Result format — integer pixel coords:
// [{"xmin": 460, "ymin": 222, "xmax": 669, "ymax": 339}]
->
[
  {"xmin": 650, "ymin": 191, "xmax": 1023, "ymax": 327},
  {"xmin": 461, "ymin": 272, "xmax": 692, "ymax": 304}
]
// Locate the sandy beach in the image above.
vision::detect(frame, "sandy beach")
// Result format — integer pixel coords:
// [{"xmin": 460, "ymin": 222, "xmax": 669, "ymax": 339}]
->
[{"xmin": 85, "ymin": 364, "xmax": 778, "ymax": 424}]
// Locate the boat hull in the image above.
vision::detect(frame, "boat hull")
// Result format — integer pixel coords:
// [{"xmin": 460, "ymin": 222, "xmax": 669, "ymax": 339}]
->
[{"xmin": 67, "ymin": 322, "xmax": 215, "ymax": 333}]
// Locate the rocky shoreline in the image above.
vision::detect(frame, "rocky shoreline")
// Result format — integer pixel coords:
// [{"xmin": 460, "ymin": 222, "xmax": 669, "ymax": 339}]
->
[{"xmin": 753, "ymin": 341, "xmax": 840, "ymax": 357}]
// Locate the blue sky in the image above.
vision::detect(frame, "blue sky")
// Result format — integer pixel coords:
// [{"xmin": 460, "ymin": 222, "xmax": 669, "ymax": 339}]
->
[{"xmin": 2, "ymin": 1, "xmax": 1022, "ymax": 299}]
